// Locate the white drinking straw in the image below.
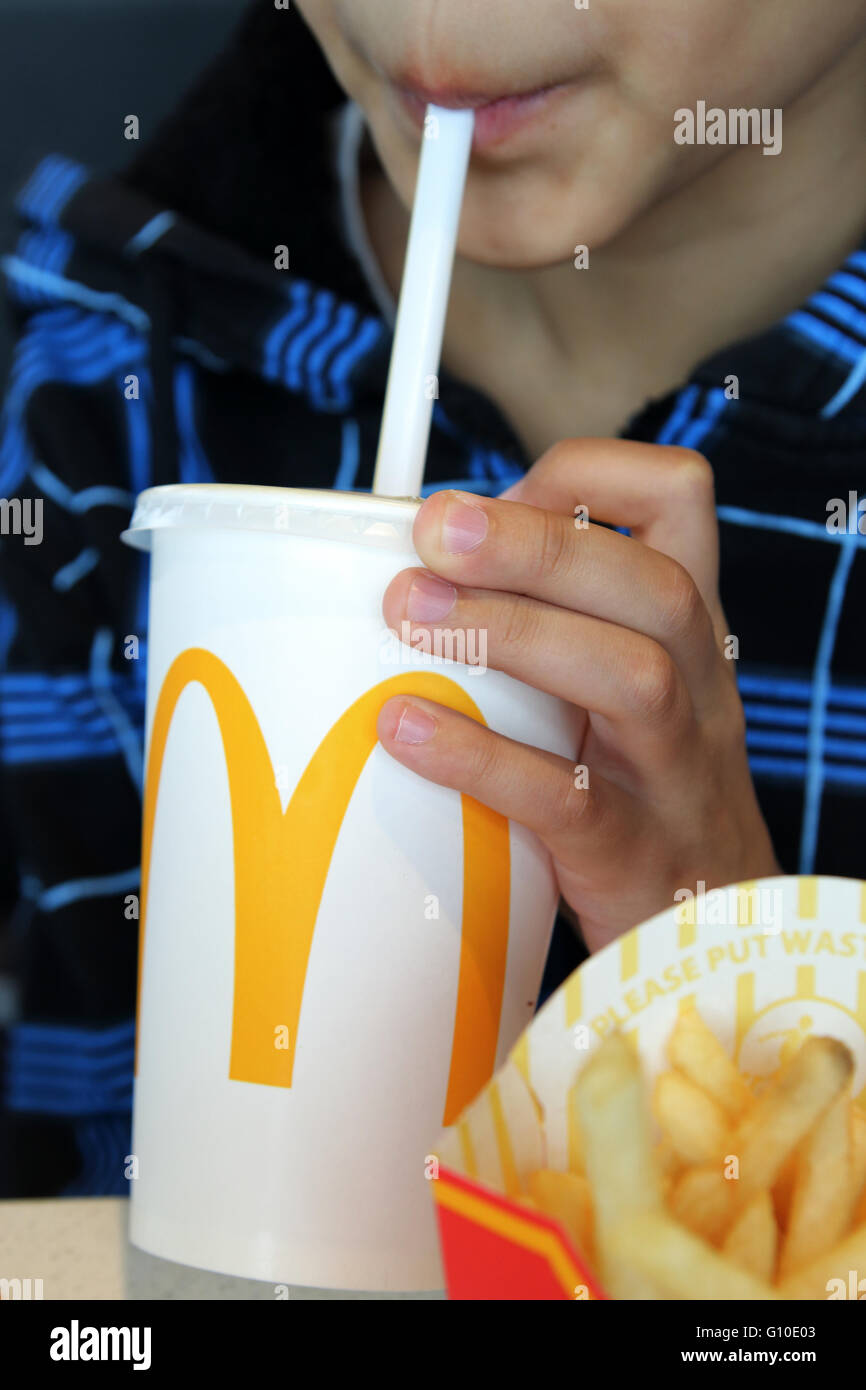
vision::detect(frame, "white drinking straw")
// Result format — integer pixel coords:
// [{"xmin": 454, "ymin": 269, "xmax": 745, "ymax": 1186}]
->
[{"xmin": 372, "ymin": 105, "xmax": 474, "ymax": 498}]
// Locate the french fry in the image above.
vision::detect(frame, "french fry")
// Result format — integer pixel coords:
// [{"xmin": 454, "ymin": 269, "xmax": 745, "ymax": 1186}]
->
[
  {"xmin": 847, "ymin": 1105, "xmax": 866, "ymax": 1223},
  {"xmin": 669, "ymin": 1165, "xmax": 735, "ymax": 1245},
  {"xmin": 653, "ymin": 1071, "xmax": 729, "ymax": 1165},
  {"xmin": 854, "ymin": 1114, "xmax": 866, "ymax": 1228},
  {"xmin": 777, "ymin": 1222, "xmax": 866, "ymax": 1300},
  {"xmin": 607, "ymin": 1210, "xmax": 778, "ymax": 1300},
  {"xmin": 565, "ymin": 1085, "xmax": 585, "ymax": 1176},
  {"xmin": 575, "ymin": 1032, "xmax": 662, "ymax": 1300},
  {"xmin": 779, "ymin": 1090, "xmax": 851, "ymax": 1278},
  {"xmin": 771, "ymin": 1148, "xmax": 799, "ymax": 1232},
  {"xmin": 722, "ymin": 1190, "xmax": 777, "ymax": 1282},
  {"xmin": 545, "ymin": 1013, "xmax": 860, "ymax": 1300},
  {"xmin": 733, "ymin": 1037, "xmax": 853, "ymax": 1203},
  {"xmin": 667, "ymin": 1008, "xmax": 753, "ymax": 1119},
  {"xmin": 527, "ymin": 1169, "xmax": 594, "ymax": 1260},
  {"xmin": 655, "ymin": 1136, "xmax": 684, "ymax": 1180}
]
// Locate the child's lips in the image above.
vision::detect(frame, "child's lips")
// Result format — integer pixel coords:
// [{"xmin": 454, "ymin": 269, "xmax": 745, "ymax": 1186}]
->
[{"xmin": 395, "ymin": 82, "xmax": 571, "ymax": 152}]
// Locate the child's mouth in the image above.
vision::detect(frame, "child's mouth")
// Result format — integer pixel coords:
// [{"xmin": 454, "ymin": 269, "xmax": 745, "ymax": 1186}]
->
[{"xmin": 394, "ymin": 82, "xmax": 570, "ymax": 152}]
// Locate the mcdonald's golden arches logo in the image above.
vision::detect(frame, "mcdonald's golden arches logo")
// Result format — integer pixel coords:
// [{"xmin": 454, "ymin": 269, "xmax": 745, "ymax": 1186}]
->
[{"xmin": 136, "ymin": 648, "xmax": 511, "ymax": 1124}]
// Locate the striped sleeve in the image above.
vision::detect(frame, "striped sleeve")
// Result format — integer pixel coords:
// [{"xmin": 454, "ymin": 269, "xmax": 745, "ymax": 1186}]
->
[{"xmin": 0, "ymin": 298, "xmax": 148, "ymax": 1195}]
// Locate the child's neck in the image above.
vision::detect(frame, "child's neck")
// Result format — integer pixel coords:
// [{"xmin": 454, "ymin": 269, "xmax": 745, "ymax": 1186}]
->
[{"xmin": 362, "ymin": 34, "xmax": 866, "ymax": 459}]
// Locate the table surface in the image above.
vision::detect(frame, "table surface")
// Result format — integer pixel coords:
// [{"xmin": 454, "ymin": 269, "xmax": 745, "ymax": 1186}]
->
[{"xmin": 0, "ymin": 1199, "xmax": 441, "ymax": 1300}]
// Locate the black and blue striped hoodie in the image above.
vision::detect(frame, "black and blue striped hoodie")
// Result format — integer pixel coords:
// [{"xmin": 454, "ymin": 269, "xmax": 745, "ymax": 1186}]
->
[{"xmin": 1, "ymin": 1, "xmax": 865, "ymax": 1197}]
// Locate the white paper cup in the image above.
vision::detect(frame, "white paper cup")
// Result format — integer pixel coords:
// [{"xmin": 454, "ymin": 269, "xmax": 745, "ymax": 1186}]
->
[{"xmin": 121, "ymin": 484, "xmax": 578, "ymax": 1291}]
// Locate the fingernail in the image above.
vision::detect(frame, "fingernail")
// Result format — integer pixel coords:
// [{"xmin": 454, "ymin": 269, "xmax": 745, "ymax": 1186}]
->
[
  {"xmin": 406, "ymin": 572, "xmax": 457, "ymax": 622},
  {"xmin": 394, "ymin": 703, "xmax": 437, "ymax": 744},
  {"xmin": 442, "ymin": 495, "xmax": 488, "ymax": 554}
]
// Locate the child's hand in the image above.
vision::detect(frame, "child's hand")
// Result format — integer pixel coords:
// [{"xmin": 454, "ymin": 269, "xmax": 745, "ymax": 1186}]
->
[{"xmin": 378, "ymin": 439, "xmax": 779, "ymax": 953}]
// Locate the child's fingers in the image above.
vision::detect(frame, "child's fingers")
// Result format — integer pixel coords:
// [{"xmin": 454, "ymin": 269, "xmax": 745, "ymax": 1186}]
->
[
  {"xmin": 499, "ymin": 438, "xmax": 720, "ymax": 616},
  {"xmin": 410, "ymin": 490, "xmax": 722, "ymax": 713},
  {"xmin": 375, "ymin": 695, "xmax": 638, "ymax": 870},
  {"xmin": 382, "ymin": 566, "xmax": 699, "ymax": 778}
]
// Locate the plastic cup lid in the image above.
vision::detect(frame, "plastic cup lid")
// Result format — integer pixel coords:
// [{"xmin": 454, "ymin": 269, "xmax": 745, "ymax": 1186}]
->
[{"xmin": 121, "ymin": 484, "xmax": 421, "ymax": 553}]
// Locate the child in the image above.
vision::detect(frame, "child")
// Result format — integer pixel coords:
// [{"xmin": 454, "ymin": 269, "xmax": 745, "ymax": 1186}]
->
[{"xmin": 1, "ymin": 0, "xmax": 864, "ymax": 1196}]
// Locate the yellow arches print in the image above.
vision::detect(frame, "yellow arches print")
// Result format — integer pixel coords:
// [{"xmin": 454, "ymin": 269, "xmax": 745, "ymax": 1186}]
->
[{"xmin": 136, "ymin": 647, "xmax": 511, "ymax": 1126}]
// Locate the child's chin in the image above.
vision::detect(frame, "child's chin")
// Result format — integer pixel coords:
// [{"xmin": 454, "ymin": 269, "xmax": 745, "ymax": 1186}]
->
[{"xmin": 455, "ymin": 187, "xmax": 637, "ymax": 270}]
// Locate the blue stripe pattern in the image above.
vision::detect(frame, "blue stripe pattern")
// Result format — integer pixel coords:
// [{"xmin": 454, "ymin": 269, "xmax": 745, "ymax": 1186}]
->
[
  {"xmin": 799, "ymin": 535, "xmax": 859, "ymax": 869},
  {"xmin": 738, "ymin": 672, "xmax": 866, "ymax": 708},
  {"xmin": 656, "ymin": 385, "xmax": 731, "ymax": 452},
  {"xmin": 656, "ymin": 382, "xmax": 862, "ymax": 861},
  {"xmin": 6, "ymin": 1019, "xmax": 135, "ymax": 1116},
  {"xmin": 747, "ymin": 757, "xmax": 866, "ymax": 788},
  {"xmin": 786, "ymin": 311, "xmax": 864, "ymax": 366},
  {"xmin": 263, "ymin": 281, "xmax": 386, "ymax": 410},
  {"xmin": 123, "ymin": 365, "xmax": 153, "ymax": 496},
  {"xmin": 125, "ymin": 210, "xmax": 177, "ymax": 257},
  {"xmin": 30, "ymin": 460, "xmax": 134, "ymax": 515},
  {"xmin": 15, "ymin": 154, "xmax": 88, "ymax": 225},
  {"xmin": 1, "ymin": 256, "xmax": 150, "ymax": 331},
  {"xmin": 52, "ymin": 547, "xmax": 100, "ymax": 592},
  {"xmin": 821, "ymin": 347, "xmax": 866, "ymax": 419},
  {"xmin": 89, "ymin": 627, "xmax": 144, "ymax": 792},
  {"xmin": 334, "ymin": 417, "xmax": 361, "ymax": 490},
  {"xmin": 0, "ymin": 668, "xmax": 146, "ymax": 765},
  {"xmin": 23, "ymin": 866, "xmax": 140, "ymax": 914},
  {"xmin": 739, "ymin": 669, "xmax": 866, "ymax": 787},
  {"xmin": 0, "ymin": 306, "xmax": 147, "ymax": 497},
  {"xmin": 744, "ymin": 700, "xmax": 866, "ymax": 736},
  {"xmin": 717, "ymin": 504, "xmax": 866, "ymax": 549},
  {"xmin": 783, "ymin": 251, "xmax": 866, "ymax": 368},
  {"xmin": 9, "ymin": 229, "xmax": 75, "ymax": 306}
]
